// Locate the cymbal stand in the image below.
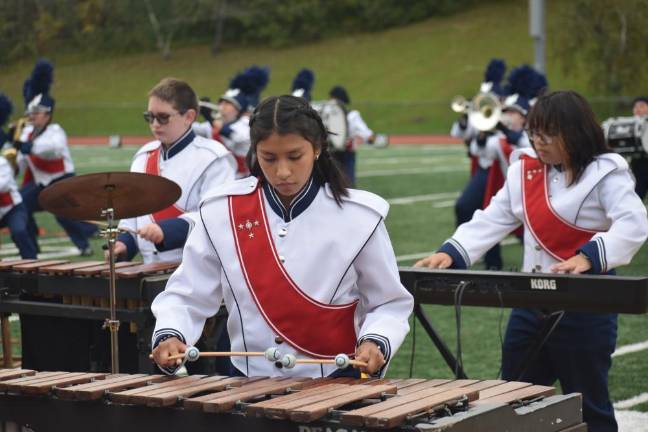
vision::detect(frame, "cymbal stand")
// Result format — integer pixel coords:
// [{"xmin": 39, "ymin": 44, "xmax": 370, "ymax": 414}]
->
[{"xmin": 101, "ymin": 205, "xmax": 120, "ymax": 374}]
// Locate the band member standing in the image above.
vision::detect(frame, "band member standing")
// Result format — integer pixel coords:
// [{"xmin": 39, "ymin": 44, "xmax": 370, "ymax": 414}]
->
[
  {"xmin": 416, "ymin": 91, "xmax": 648, "ymax": 432},
  {"xmin": 212, "ymin": 66, "xmax": 270, "ymax": 177},
  {"xmin": 328, "ymin": 86, "xmax": 375, "ymax": 187},
  {"xmin": 17, "ymin": 60, "xmax": 97, "ymax": 256},
  {"xmin": 630, "ymin": 96, "xmax": 648, "ymax": 200},
  {"xmin": 0, "ymin": 93, "xmax": 37, "ymax": 259},
  {"xmin": 113, "ymin": 78, "xmax": 236, "ymax": 264},
  {"xmin": 453, "ymin": 65, "xmax": 544, "ymax": 270},
  {"xmin": 151, "ymin": 95, "xmax": 413, "ymax": 378}
]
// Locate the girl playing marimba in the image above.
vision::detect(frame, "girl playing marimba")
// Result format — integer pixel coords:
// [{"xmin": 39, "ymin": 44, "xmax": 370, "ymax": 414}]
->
[
  {"xmin": 416, "ymin": 90, "xmax": 648, "ymax": 432},
  {"xmin": 151, "ymin": 95, "xmax": 413, "ymax": 378}
]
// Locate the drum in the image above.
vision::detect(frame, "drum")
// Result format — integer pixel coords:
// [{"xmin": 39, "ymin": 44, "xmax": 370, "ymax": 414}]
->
[
  {"xmin": 603, "ymin": 115, "xmax": 648, "ymax": 156},
  {"xmin": 312, "ymin": 100, "xmax": 348, "ymax": 150}
]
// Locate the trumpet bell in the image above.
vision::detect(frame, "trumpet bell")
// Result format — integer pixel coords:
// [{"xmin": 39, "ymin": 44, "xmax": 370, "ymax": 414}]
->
[
  {"xmin": 468, "ymin": 92, "xmax": 502, "ymax": 131},
  {"xmin": 451, "ymin": 96, "xmax": 469, "ymax": 113}
]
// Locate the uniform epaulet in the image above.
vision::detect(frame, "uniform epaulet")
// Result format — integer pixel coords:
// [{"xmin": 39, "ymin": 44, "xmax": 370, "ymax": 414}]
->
[
  {"xmin": 201, "ymin": 177, "xmax": 258, "ymax": 206},
  {"xmin": 134, "ymin": 140, "xmax": 161, "ymax": 157},
  {"xmin": 331, "ymin": 187, "xmax": 389, "ymax": 218},
  {"xmin": 510, "ymin": 147, "xmax": 537, "ymax": 164},
  {"xmin": 192, "ymin": 136, "xmax": 231, "ymax": 158},
  {"xmin": 596, "ymin": 152, "xmax": 628, "ymax": 170}
]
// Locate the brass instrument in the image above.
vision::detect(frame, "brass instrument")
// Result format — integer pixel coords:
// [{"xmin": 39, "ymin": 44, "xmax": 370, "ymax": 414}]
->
[
  {"xmin": 198, "ymin": 100, "xmax": 222, "ymax": 122},
  {"xmin": 450, "ymin": 92, "xmax": 502, "ymax": 131},
  {"xmin": 2, "ymin": 117, "xmax": 28, "ymax": 174}
]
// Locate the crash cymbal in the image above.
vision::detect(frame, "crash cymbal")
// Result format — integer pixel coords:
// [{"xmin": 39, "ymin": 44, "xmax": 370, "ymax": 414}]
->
[{"xmin": 38, "ymin": 172, "xmax": 182, "ymax": 220}]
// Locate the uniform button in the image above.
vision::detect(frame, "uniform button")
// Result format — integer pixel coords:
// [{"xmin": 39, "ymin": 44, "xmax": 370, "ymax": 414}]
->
[
  {"xmin": 279, "ymin": 255, "xmax": 286, "ymax": 263},
  {"xmin": 535, "ymin": 265, "xmax": 542, "ymax": 271},
  {"xmin": 274, "ymin": 336, "xmax": 284, "ymax": 344},
  {"xmin": 278, "ymin": 227, "xmax": 288, "ymax": 237},
  {"xmin": 552, "ymin": 177, "xmax": 559, "ymax": 183},
  {"xmin": 534, "ymin": 245, "xmax": 541, "ymax": 251}
]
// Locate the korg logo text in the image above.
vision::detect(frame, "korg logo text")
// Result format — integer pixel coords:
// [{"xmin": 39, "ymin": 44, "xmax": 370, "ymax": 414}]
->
[{"xmin": 530, "ymin": 278, "xmax": 557, "ymax": 290}]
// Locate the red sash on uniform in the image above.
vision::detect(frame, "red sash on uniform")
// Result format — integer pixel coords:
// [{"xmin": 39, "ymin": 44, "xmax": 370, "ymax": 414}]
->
[
  {"xmin": 229, "ymin": 185, "xmax": 358, "ymax": 358},
  {"xmin": 145, "ymin": 148, "xmax": 184, "ymax": 222},
  {"xmin": 483, "ymin": 138, "xmax": 513, "ymax": 208},
  {"xmin": 27, "ymin": 154, "xmax": 65, "ymax": 174},
  {"xmin": 521, "ymin": 156, "xmax": 598, "ymax": 261},
  {"xmin": 0, "ymin": 192, "xmax": 13, "ymax": 207}
]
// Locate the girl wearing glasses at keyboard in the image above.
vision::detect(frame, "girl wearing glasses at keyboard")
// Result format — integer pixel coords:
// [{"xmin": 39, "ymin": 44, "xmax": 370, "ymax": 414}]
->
[
  {"xmin": 151, "ymin": 95, "xmax": 413, "ymax": 378},
  {"xmin": 416, "ymin": 90, "xmax": 648, "ymax": 432},
  {"xmin": 113, "ymin": 78, "xmax": 236, "ymax": 264}
]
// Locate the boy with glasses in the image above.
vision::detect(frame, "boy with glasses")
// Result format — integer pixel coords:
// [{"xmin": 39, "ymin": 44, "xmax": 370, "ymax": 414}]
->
[{"xmin": 113, "ymin": 78, "xmax": 236, "ymax": 264}]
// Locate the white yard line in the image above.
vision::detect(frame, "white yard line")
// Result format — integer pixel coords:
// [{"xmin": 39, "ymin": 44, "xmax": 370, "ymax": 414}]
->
[
  {"xmin": 388, "ymin": 192, "xmax": 459, "ymax": 205},
  {"xmin": 358, "ymin": 166, "xmax": 467, "ymax": 178},
  {"xmin": 361, "ymin": 156, "xmax": 464, "ymax": 166},
  {"xmin": 612, "ymin": 340, "xmax": 648, "ymax": 358},
  {"xmin": 614, "ymin": 393, "xmax": 648, "ymax": 409}
]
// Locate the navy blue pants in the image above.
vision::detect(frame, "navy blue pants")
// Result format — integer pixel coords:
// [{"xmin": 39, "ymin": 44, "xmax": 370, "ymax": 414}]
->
[
  {"xmin": 332, "ymin": 150, "xmax": 356, "ymax": 187},
  {"xmin": 630, "ymin": 157, "xmax": 648, "ymax": 200},
  {"xmin": 0, "ymin": 203, "xmax": 37, "ymax": 259},
  {"xmin": 455, "ymin": 166, "xmax": 502, "ymax": 269},
  {"xmin": 501, "ymin": 308, "xmax": 618, "ymax": 432},
  {"xmin": 20, "ymin": 175, "xmax": 97, "ymax": 251}
]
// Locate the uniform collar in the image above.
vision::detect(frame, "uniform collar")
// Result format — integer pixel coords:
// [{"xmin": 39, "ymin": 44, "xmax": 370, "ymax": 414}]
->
[
  {"xmin": 161, "ymin": 128, "xmax": 195, "ymax": 160},
  {"xmin": 263, "ymin": 175, "xmax": 321, "ymax": 222}
]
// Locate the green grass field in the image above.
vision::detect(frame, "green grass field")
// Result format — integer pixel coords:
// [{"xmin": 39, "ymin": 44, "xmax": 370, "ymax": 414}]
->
[{"xmin": 2, "ymin": 141, "xmax": 647, "ymax": 414}]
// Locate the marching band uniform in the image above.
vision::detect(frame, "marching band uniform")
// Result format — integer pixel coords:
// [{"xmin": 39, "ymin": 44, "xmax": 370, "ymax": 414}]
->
[
  {"xmin": 329, "ymin": 86, "xmax": 374, "ymax": 187},
  {"xmin": 215, "ymin": 115, "xmax": 250, "ymax": 177},
  {"xmin": 0, "ymin": 156, "xmax": 37, "ymax": 259},
  {"xmin": 117, "ymin": 128, "xmax": 236, "ymax": 263},
  {"xmin": 18, "ymin": 115, "xmax": 97, "ymax": 254},
  {"xmin": 152, "ymin": 175, "xmax": 413, "ymax": 378},
  {"xmin": 438, "ymin": 147, "xmax": 648, "ymax": 432}
]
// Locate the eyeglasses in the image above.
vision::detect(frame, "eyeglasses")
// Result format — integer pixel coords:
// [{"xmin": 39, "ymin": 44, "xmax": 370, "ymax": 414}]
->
[
  {"xmin": 527, "ymin": 131, "xmax": 554, "ymax": 145},
  {"xmin": 143, "ymin": 111, "xmax": 183, "ymax": 125}
]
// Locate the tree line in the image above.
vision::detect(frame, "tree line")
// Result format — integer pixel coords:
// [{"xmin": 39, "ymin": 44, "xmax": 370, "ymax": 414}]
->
[{"xmin": 0, "ymin": 0, "xmax": 474, "ymax": 61}]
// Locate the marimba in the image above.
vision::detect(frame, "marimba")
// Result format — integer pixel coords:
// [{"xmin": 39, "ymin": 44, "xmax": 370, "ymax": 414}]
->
[
  {"xmin": 0, "ymin": 259, "xmax": 179, "ymax": 372},
  {"xmin": 0, "ymin": 369, "xmax": 585, "ymax": 431}
]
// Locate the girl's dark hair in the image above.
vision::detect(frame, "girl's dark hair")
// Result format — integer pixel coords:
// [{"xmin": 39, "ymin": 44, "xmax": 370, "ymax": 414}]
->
[
  {"xmin": 527, "ymin": 90, "xmax": 609, "ymax": 185},
  {"xmin": 247, "ymin": 95, "xmax": 349, "ymax": 204}
]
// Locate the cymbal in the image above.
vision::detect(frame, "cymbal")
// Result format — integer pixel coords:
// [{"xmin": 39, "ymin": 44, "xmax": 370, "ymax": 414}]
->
[{"xmin": 38, "ymin": 172, "xmax": 182, "ymax": 220}]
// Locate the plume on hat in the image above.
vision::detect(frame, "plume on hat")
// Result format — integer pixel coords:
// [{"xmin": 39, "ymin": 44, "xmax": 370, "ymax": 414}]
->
[{"xmin": 23, "ymin": 59, "xmax": 54, "ymax": 107}]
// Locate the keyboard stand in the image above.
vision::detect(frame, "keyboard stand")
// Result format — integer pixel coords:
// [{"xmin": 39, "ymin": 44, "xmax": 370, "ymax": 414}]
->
[{"xmin": 413, "ymin": 303, "xmax": 467, "ymax": 379}]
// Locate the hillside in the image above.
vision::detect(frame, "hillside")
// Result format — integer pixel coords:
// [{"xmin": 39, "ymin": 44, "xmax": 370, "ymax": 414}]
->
[{"xmin": 0, "ymin": 0, "xmax": 622, "ymax": 136}]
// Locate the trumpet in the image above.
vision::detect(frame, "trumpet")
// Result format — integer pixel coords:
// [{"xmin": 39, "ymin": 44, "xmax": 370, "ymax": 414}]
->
[
  {"xmin": 450, "ymin": 92, "xmax": 502, "ymax": 131},
  {"xmin": 2, "ymin": 117, "xmax": 29, "ymax": 175},
  {"xmin": 198, "ymin": 100, "xmax": 222, "ymax": 122}
]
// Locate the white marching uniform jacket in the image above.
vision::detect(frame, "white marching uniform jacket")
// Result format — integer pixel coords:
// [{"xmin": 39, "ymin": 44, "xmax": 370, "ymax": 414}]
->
[
  {"xmin": 219, "ymin": 115, "xmax": 251, "ymax": 160},
  {"xmin": 118, "ymin": 129, "xmax": 236, "ymax": 263},
  {"xmin": 18, "ymin": 123, "xmax": 74, "ymax": 186},
  {"xmin": 347, "ymin": 110, "xmax": 373, "ymax": 143},
  {"xmin": 468, "ymin": 131, "xmax": 531, "ymax": 171},
  {"xmin": 441, "ymin": 148, "xmax": 648, "ymax": 274},
  {"xmin": 0, "ymin": 156, "xmax": 22, "ymax": 219},
  {"xmin": 152, "ymin": 176, "xmax": 414, "ymax": 377},
  {"xmin": 218, "ymin": 115, "xmax": 251, "ymax": 178},
  {"xmin": 191, "ymin": 121, "xmax": 213, "ymax": 139}
]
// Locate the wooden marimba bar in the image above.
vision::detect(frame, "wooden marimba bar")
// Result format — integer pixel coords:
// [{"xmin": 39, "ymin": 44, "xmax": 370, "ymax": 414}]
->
[
  {"xmin": 0, "ymin": 369, "xmax": 585, "ymax": 431},
  {"xmin": 0, "ymin": 259, "xmax": 179, "ymax": 370}
]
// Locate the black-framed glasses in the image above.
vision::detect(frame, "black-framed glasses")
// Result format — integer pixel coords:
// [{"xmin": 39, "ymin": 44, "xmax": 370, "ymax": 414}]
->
[{"xmin": 143, "ymin": 111, "xmax": 182, "ymax": 125}]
